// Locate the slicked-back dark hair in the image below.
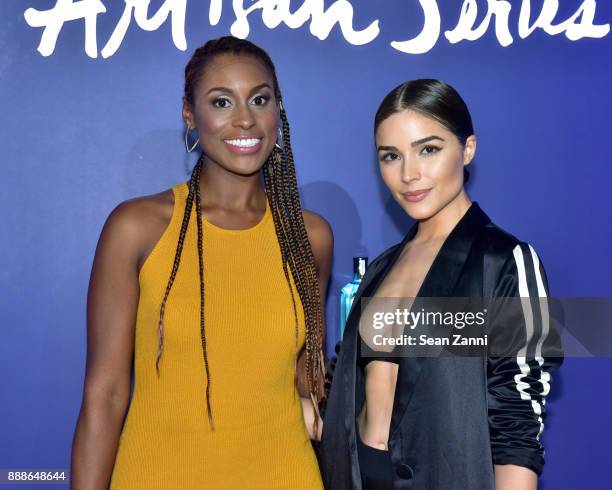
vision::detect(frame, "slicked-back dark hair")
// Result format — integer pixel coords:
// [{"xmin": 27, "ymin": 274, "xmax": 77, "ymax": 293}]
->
[
  {"xmin": 374, "ymin": 79, "xmax": 474, "ymax": 183},
  {"xmin": 156, "ymin": 36, "xmax": 325, "ymax": 432}
]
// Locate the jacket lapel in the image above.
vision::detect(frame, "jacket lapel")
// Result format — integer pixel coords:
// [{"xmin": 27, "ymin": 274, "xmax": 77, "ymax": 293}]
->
[
  {"xmin": 339, "ymin": 230, "xmax": 415, "ymax": 460},
  {"xmin": 389, "ymin": 202, "xmax": 491, "ymax": 435}
]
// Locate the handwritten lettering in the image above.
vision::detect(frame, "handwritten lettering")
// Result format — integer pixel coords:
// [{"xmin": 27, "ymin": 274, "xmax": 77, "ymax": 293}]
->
[
  {"xmin": 102, "ymin": 0, "xmax": 187, "ymax": 58},
  {"xmin": 23, "ymin": 0, "xmax": 610, "ymax": 58},
  {"xmin": 24, "ymin": 0, "xmax": 106, "ymax": 57},
  {"xmin": 516, "ymin": 0, "xmax": 610, "ymax": 41},
  {"xmin": 24, "ymin": 0, "xmax": 187, "ymax": 58},
  {"xmin": 391, "ymin": 0, "xmax": 441, "ymax": 55},
  {"xmin": 209, "ymin": 0, "xmax": 379, "ymax": 45},
  {"xmin": 391, "ymin": 0, "xmax": 609, "ymax": 54},
  {"xmin": 444, "ymin": 0, "xmax": 514, "ymax": 47}
]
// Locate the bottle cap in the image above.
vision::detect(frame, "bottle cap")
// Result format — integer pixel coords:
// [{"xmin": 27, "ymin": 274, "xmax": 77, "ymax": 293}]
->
[{"xmin": 353, "ymin": 256, "xmax": 368, "ymax": 277}]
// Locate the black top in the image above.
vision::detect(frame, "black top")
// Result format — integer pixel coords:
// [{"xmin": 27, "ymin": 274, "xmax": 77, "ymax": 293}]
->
[
  {"xmin": 319, "ymin": 202, "xmax": 563, "ymax": 490},
  {"xmin": 356, "ymin": 337, "xmax": 399, "ymax": 372}
]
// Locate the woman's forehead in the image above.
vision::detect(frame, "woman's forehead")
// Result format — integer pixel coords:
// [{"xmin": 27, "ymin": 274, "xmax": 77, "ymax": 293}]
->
[
  {"xmin": 197, "ymin": 53, "xmax": 274, "ymax": 91},
  {"xmin": 376, "ymin": 110, "xmax": 451, "ymax": 140}
]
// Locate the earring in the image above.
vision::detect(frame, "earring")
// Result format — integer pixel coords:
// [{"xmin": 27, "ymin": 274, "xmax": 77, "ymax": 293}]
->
[
  {"xmin": 274, "ymin": 99, "xmax": 286, "ymax": 160},
  {"xmin": 276, "ymin": 98, "xmax": 286, "ymax": 149},
  {"xmin": 184, "ymin": 126, "xmax": 200, "ymax": 153},
  {"xmin": 275, "ymin": 127, "xmax": 283, "ymax": 151}
]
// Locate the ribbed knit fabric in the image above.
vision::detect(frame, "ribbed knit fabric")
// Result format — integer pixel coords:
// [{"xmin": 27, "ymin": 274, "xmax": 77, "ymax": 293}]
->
[{"xmin": 109, "ymin": 181, "xmax": 323, "ymax": 489}]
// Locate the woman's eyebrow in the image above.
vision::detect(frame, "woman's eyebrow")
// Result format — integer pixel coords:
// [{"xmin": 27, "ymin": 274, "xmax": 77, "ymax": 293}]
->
[
  {"xmin": 206, "ymin": 83, "xmax": 272, "ymax": 96},
  {"xmin": 249, "ymin": 83, "xmax": 272, "ymax": 94},
  {"xmin": 206, "ymin": 86, "xmax": 231, "ymax": 95},
  {"xmin": 411, "ymin": 135, "xmax": 445, "ymax": 146},
  {"xmin": 377, "ymin": 145, "xmax": 399, "ymax": 152},
  {"xmin": 377, "ymin": 135, "xmax": 446, "ymax": 152}
]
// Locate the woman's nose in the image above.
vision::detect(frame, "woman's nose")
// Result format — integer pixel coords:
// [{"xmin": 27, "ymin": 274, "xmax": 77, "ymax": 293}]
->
[
  {"xmin": 232, "ymin": 103, "xmax": 256, "ymax": 129},
  {"xmin": 401, "ymin": 160, "xmax": 420, "ymax": 184}
]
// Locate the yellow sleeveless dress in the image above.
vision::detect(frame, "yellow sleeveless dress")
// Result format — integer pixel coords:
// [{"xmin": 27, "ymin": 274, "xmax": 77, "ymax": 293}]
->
[{"xmin": 109, "ymin": 181, "xmax": 323, "ymax": 489}]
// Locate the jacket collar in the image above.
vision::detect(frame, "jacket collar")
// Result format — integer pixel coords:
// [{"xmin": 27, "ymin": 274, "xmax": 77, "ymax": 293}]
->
[
  {"xmin": 389, "ymin": 201, "xmax": 491, "ymax": 434},
  {"xmin": 351, "ymin": 201, "xmax": 490, "ymax": 302}
]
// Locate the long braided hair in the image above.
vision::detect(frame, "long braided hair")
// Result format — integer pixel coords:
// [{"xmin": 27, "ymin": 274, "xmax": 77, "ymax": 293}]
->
[{"xmin": 155, "ymin": 36, "xmax": 325, "ymax": 432}]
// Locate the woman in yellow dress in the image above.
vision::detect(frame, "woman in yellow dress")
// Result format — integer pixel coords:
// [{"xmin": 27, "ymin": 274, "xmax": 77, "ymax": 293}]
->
[{"xmin": 70, "ymin": 36, "xmax": 332, "ymax": 489}]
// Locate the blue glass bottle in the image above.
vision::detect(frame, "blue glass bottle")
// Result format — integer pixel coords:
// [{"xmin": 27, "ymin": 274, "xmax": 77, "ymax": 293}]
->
[{"xmin": 339, "ymin": 256, "xmax": 368, "ymax": 338}]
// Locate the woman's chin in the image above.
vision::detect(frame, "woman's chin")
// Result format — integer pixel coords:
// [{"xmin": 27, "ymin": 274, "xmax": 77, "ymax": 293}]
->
[
  {"xmin": 221, "ymin": 158, "xmax": 268, "ymax": 176},
  {"xmin": 397, "ymin": 200, "xmax": 436, "ymax": 222},
  {"xmin": 222, "ymin": 149, "xmax": 274, "ymax": 176}
]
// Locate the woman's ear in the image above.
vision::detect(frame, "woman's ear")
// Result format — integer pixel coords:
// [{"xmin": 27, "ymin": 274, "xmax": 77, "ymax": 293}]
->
[
  {"xmin": 463, "ymin": 135, "xmax": 477, "ymax": 166},
  {"xmin": 182, "ymin": 98, "xmax": 195, "ymax": 128}
]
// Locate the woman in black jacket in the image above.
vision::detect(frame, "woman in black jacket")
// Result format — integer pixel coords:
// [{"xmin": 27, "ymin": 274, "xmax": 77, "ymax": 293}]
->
[{"xmin": 319, "ymin": 79, "xmax": 562, "ymax": 490}]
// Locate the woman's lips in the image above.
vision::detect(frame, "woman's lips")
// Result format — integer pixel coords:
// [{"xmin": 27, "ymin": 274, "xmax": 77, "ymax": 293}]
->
[
  {"xmin": 402, "ymin": 189, "xmax": 431, "ymax": 202},
  {"xmin": 223, "ymin": 137, "xmax": 263, "ymax": 155}
]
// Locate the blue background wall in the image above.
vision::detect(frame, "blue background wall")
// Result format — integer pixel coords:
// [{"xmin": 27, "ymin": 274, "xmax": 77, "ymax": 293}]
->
[{"xmin": 1, "ymin": 1, "xmax": 611, "ymax": 488}]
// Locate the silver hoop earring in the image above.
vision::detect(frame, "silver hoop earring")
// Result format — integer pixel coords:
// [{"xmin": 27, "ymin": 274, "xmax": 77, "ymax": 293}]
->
[
  {"xmin": 184, "ymin": 126, "xmax": 200, "ymax": 153},
  {"xmin": 275, "ymin": 127, "xmax": 284, "ymax": 151},
  {"xmin": 275, "ymin": 100, "xmax": 286, "ymax": 153}
]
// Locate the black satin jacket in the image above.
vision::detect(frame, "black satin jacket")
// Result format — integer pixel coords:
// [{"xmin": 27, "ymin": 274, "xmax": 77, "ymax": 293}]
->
[{"xmin": 319, "ymin": 202, "xmax": 563, "ymax": 490}]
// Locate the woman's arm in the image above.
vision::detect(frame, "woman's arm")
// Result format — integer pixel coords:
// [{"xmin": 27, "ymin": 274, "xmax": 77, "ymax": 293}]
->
[
  {"xmin": 301, "ymin": 397, "xmax": 324, "ymax": 440},
  {"xmin": 494, "ymin": 465, "xmax": 537, "ymax": 490},
  {"xmin": 487, "ymin": 242, "xmax": 563, "ymax": 489},
  {"xmin": 70, "ymin": 201, "xmax": 145, "ymax": 489}
]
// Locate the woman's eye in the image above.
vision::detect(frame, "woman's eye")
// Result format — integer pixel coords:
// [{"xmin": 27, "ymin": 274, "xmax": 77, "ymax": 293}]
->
[
  {"xmin": 212, "ymin": 97, "xmax": 231, "ymax": 108},
  {"xmin": 251, "ymin": 95, "xmax": 269, "ymax": 106},
  {"xmin": 420, "ymin": 145, "xmax": 441, "ymax": 156},
  {"xmin": 381, "ymin": 152, "xmax": 400, "ymax": 162}
]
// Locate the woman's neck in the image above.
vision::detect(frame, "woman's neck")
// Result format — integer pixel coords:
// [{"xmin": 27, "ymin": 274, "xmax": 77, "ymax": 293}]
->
[{"xmin": 198, "ymin": 155, "xmax": 266, "ymax": 211}]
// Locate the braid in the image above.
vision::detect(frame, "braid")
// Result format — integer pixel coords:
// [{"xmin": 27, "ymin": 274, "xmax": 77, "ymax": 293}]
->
[
  {"xmin": 264, "ymin": 100, "xmax": 326, "ymax": 434},
  {"xmin": 156, "ymin": 155, "xmax": 200, "ymax": 375},
  {"xmin": 159, "ymin": 36, "xmax": 325, "ymax": 433},
  {"xmin": 156, "ymin": 154, "xmax": 215, "ymax": 429},
  {"xmin": 193, "ymin": 158, "xmax": 214, "ymax": 429},
  {"xmin": 262, "ymin": 151, "xmax": 300, "ymax": 388}
]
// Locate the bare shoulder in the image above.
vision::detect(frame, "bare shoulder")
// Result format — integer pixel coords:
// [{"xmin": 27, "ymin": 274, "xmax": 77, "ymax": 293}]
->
[
  {"xmin": 100, "ymin": 186, "xmax": 177, "ymax": 272},
  {"xmin": 302, "ymin": 210, "xmax": 333, "ymax": 245},
  {"xmin": 302, "ymin": 210, "xmax": 332, "ymax": 238}
]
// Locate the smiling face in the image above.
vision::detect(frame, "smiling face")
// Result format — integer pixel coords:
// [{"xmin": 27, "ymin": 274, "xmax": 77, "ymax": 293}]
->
[
  {"xmin": 182, "ymin": 53, "xmax": 278, "ymax": 176},
  {"xmin": 375, "ymin": 109, "xmax": 476, "ymax": 221}
]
